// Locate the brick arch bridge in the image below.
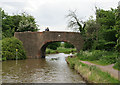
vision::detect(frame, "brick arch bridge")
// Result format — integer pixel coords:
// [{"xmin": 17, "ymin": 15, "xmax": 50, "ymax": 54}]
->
[{"xmin": 14, "ymin": 31, "xmax": 84, "ymax": 58}]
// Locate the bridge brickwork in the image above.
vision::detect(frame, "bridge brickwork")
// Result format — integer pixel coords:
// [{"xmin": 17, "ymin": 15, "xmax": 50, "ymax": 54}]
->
[{"xmin": 14, "ymin": 31, "xmax": 84, "ymax": 58}]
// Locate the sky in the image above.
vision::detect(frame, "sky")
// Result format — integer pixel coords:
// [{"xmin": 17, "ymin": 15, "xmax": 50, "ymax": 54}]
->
[{"xmin": 0, "ymin": 0, "xmax": 120, "ymax": 32}]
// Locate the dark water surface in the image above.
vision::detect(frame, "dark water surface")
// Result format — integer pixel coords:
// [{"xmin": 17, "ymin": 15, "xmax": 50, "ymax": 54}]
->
[{"xmin": 2, "ymin": 53, "xmax": 85, "ymax": 83}]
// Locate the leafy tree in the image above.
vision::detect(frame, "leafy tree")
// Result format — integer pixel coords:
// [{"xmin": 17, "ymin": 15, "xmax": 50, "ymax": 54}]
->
[
  {"xmin": 85, "ymin": 16, "xmax": 100, "ymax": 40},
  {"xmin": 47, "ymin": 42, "xmax": 61, "ymax": 50},
  {"xmin": 1, "ymin": 9, "xmax": 39, "ymax": 38},
  {"xmin": 96, "ymin": 8, "xmax": 116, "ymax": 29},
  {"xmin": 83, "ymin": 16, "xmax": 100, "ymax": 50},
  {"xmin": 2, "ymin": 37, "xmax": 26, "ymax": 60},
  {"xmin": 94, "ymin": 8, "xmax": 117, "ymax": 51},
  {"xmin": 64, "ymin": 42, "xmax": 74, "ymax": 48},
  {"xmin": 17, "ymin": 13, "xmax": 39, "ymax": 32},
  {"xmin": 114, "ymin": 6, "xmax": 120, "ymax": 52},
  {"xmin": 0, "ymin": 8, "xmax": 2, "ymax": 40}
]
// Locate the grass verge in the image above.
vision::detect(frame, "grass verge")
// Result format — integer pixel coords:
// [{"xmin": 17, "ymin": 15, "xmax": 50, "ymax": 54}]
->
[
  {"xmin": 46, "ymin": 47, "xmax": 76, "ymax": 54},
  {"xmin": 77, "ymin": 50, "xmax": 120, "ymax": 70},
  {"xmin": 66, "ymin": 56, "xmax": 120, "ymax": 83}
]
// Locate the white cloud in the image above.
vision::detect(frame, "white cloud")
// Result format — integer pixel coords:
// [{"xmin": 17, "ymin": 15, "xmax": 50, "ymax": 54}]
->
[{"xmin": 0, "ymin": 0, "xmax": 119, "ymax": 31}]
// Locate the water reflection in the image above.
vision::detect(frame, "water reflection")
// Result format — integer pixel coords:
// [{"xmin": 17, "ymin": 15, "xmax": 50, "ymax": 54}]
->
[{"xmin": 2, "ymin": 53, "xmax": 85, "ymax": 83}]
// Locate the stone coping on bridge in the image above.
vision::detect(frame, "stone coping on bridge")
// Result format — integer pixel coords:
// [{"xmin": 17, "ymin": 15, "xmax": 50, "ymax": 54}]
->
[{"xmin": 15, "ymin": 31, "xmax": 80, "ymax": 34}]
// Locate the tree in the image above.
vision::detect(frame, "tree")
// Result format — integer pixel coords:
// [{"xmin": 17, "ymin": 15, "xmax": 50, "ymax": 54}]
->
[
  {"xmin": 114, "ymin": 6, "xmax": 120, "ymax": 52},
  {"xmin": 85, "ymin": 16, "xmax": 100, "ymax": 40},
  {"xmin": 64, "ymin": 42, "xmax": 74, "ymax": 48},
  {"xmin": 66, "ymin": 10, "xmax": 86, "ymax": 35},
  {"xmin": 1, "ymin": 9, "xmax": 39, "ymax": 38},
  {"xmin": 81, "ymin": 16, "xmax": 100, "ymax": 50},
  {"xmin": 17, "ymin": 13, "xmax": 39, "ymax": 32},
  {"xmin": 94, "ymin": 8, "xmax": 117, "ymax": 51},
  {"xmin": 96, "ymin": 8, "xmax": 116, "ymax": 29},
  {"xmin": 47, "ymin": 42, "xmax": 61, "ymax": 50}
]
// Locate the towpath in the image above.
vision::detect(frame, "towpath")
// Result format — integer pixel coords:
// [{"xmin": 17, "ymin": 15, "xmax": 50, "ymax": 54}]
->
[{"xmin": 80, "ymin": 60, "xmax": 120, "ymax": 80}]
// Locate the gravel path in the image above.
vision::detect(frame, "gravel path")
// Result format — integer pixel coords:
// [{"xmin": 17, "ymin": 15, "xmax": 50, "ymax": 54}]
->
[{"xmin": 80, "ymin": 60, "xmax": 120, "ymax": 80}]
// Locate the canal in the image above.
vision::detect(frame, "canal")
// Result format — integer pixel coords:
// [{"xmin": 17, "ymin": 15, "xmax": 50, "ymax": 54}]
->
[{"xmin": 2, "ymin": 53, "xmax": 85, "ymax": 83}]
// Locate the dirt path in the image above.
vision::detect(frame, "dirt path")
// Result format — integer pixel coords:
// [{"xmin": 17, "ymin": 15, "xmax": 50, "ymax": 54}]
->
[{"xmin": 80, "ymin": 60, "xmax": 120, "ymax": 80}]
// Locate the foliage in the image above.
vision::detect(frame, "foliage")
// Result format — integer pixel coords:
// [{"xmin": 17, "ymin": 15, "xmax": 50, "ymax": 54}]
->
[
  {"xmin": 67, "ymin": 57, "xmax": 120, "ymax": 83},
  {"xmin": 85, "ymin": 16, "xmax": 100, "ymax": 39},
  {"xmin": 96, "ymin": 8, "xmax": 116, "ymax": 29},
  {"xmin": 64, "ymin": 42, "xmax": 74, "ymax": 48},
  {"xmin": 46, "ymin": 49, "xmax": 57, "ymax": 54},
  {"xmin": 17, "ymin": 13, "xmax": 39, "ymax": 32},
  {"xmin": 93, "ymin": 40, "xmax": 116, "ymax": 51},
  {"xmin": 83, "ymin": 38, "xmax": 94, "ymax": 51},
  {"xmin": 46, "ymin": 47, "xmax": 76, "ymax": 54},
  {"xmin": 2, "ymin": 37, "xmax": 26, "ymax": 60},
  {"xmin": 66, "ymin": 10, "xmax": 86, "ymax": 35},
  {"xmin": 47, "ymin": 42, "xmax": 61, "ymax": 50},
  {"xmin": 113, "ymin": 62, "xmax": 120, "ymax": 71},
  {"xmin": 1, "ymin": 9, "xmax": 39, "ymax": 38},
  {"xmin": 77, "ymin": 50, "xmax": 119, "ymax": 65},
  {"xmin": 57, "ymin": 47, "xmax": 76, "ymax": 54},
  {"xmin": 114, "ymin": 6, "xmax": 120, "ymax": 52}
]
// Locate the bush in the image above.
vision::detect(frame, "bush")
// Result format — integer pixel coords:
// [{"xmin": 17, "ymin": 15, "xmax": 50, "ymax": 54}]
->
[
  {"xmin": 93, "ymin": 40, "xmax": 116, "ymax": 51},
  {"xmin": 47, "ymin": 42, "xmax": 61, "ymax": 50},
  {"xmin": 113, "ymin": 55, "xmax": 120, "ymax": 70},
  {"xmin": 113, "ymin": 62, "xmax": 120, "ymax": 71},
  {"xmin": 2, "ymin": 37, "xmax": 26, "ymax": 60},
  {"xmin": 77, "ymin": 50, "xmax": 119, "ymax": 65},
  {"xmin": 64, "ymin": 42, "xmax": 74, "ymax": 48},
  {"xmin": 77, "ymin": 50, "xmax": 103, "ymax": 61},
  {"xmin": 115, "ymin": 37, "xmax": 120, "ymax": 52},
  {"xmin": 83, "ymin": 38, "xmax": 94, "ymax": 50}
]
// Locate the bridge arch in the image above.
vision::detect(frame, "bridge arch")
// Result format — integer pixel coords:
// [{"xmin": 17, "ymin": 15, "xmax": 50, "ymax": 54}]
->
[
  {"xmin": 39, "ymin": 40, "xmax": 79, "ymax": 58},
  {"xmin": 14, "ymin": 31, "xmax": 84, "ymax": 58}
]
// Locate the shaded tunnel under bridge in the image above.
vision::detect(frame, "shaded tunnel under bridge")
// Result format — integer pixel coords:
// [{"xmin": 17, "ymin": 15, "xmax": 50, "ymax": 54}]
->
[{"xmin": 14, "ymin": 31, "xmax": 84, "ymax": 58}]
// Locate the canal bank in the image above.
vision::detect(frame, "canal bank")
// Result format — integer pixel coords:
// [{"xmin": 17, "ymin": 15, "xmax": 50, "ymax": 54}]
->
[{"xmin": 66, "ymin": 56, "xmax": 120, "ymax": 83}]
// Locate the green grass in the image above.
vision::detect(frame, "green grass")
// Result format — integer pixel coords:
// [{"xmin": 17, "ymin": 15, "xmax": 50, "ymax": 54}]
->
[
  {"xmin": 46, "ymin": 49, "xmax": 57, "ymax": 54},
  {"xmin": 66, "ymin": 57, "xmax": 120, "ymax": 83},
  {"xmin": 46, "ymin": 47, "xmax": 76, "ymax": 54},
  {"xmin": 77, "ymin": 50, "xmax": 120, "ymax": 67},
  {"xmin": 57, "ymin": 47, "xmax": 76, "ymax": 53},
  {"xmin": 88, "ymin": 60, "xmax": 111, "ymax": 66}
]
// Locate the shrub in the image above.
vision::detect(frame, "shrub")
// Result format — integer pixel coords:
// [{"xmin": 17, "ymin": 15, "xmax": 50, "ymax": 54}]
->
[
  {"xmin": 77, "ymin": 50, "xmax": 119, "ymax": 65},
  {"xmin": 64, "ymin": 42, "xmax": 74, "ymax": 48},
  {"xmin": 47, "ymin": 42, "xmax": 61, "ymax": 50},
  {"xmin": 83, "ymin": 38, "xmax": 94, "ymax": 50},
  {"xmin": 115, "ymin": 37, "xmax": 120, "ymax": 52},
  {"xmin": 113, "ymin": 55, "xmax": 120, "ymax": 70},
  {"xmin": 113, "ymin": 62, "xmax": 120, "ymax": 71},
  {"xmin": 2, "ymin": 37, "xmax": 26, "ymax": 60}
]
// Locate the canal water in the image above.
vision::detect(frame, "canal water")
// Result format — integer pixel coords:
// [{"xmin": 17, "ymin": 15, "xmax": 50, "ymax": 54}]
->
[{"xmin": 2, "ymin": 53, "xmax": 85, "ymax": 83}]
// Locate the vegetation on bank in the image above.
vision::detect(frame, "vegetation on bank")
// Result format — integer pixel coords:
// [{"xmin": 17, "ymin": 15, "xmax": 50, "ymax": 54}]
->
[
  {"xmin": 1, "ymin": 8, "xmax": 39, "ymax": 39},
  {"xmin": 46, "ymin": 47, "xmax": 76, "ymax": 54},
  {"xmin": 66, "ymin": 57, "xmax": 120, "ymax": 83},
  {"xmin": 66, "ymin": 6, "xmax": 120, "ymax": 71},
  {"xmin": 2, "ymin": 37, "xmax": 26, "ymax": 61},
  {"xmin": 77, "ymin": 50, "xmax": 120, "ymax": 70},
  {"xmin": 1, "ymin": 8, "xmax": 39, "ymax": 61}
]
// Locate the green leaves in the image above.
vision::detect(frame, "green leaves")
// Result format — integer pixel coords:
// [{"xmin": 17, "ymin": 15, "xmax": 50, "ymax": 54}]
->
[
  {"xmin": 2, "ymin": 37, "xmax": 26, "ymax": 60},
  {"xmin": 17, "ymin": 13, "xmax": 39, "ymax": 32},
  {"xmin": 47, "ymin": 42, "xmax": 61, "ymax": 50},
  {"xmin": 1, "ymin": 9, "xmax": 39, "ymax": 39},
  {"xmin": 64, "ymin": 42, "xmax": 74, "ymax": 48}
]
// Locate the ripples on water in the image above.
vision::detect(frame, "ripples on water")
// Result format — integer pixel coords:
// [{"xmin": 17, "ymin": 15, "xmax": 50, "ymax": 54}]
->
[{"xmin": 2, "ymin": 53, "xmax": 85, "ymax": 83}]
